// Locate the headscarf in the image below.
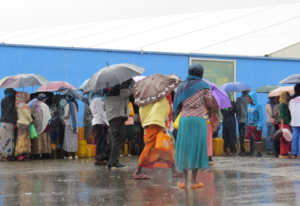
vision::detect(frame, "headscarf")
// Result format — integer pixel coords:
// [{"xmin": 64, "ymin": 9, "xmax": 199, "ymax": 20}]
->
[
  {"xmin": 173, "ymin": 63, "xmax": 210, "ymax": 116},
  {"xmin": 268, "ymin": 97, "xmax": 275, "ymax": 110},
  {"xmin": 279, "ymin": 92, "xmax": 290, "ymax": 105},
  {"xmin": 15, "ymin": 92, "xmax": 30, "ymax": 112},
  {"xmin": 66, "ymin": 94, "xmax": 78, "ymax": 132},
  {"xmin": 4, "ymin": 88, "xmax": 15, "ymax": 97},
  {"xmin": 37, "ymin": 93, "xmax": 47, "ymax": 101}
]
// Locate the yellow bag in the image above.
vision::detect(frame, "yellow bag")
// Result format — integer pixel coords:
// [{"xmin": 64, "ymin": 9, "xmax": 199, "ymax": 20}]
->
[
  {"xmin": 128, "ymin": 102, "xmax": 134, "ymax": 117},
  {"xmin": 173, "ymin": 112, "xmax": 181, "ymax": 130}
]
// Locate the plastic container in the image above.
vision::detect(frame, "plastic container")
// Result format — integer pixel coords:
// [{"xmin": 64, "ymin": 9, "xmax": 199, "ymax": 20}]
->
[
  {"xmin": 78, "ymin": 127, "xmax": 85, "ymax": 141},
  {"xmin": 78, "ymin": 140, "xmax": 87, "ymax": 158},
  {"xmin": 91, "ymin": 144, "xmax": 96, "ymax": 157},
  {"xmin": 213, "ymin": 138, "xmax": 224, "ymax": 156},
  {"xmin": 87, "ymin": 144, "xmax": 92, "ymax": 157},
  {"xmin": 155, "ymin": 132, "xmax": 171, "ymax": 152},
  {"xmin": 124, "ymin": 144, "xmax": 128, "ymax": 156}
]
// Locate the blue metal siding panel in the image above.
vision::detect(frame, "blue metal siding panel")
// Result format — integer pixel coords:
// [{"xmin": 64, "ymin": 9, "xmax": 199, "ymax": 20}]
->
[{"xmin": 0, "ymin": 44, "xmax": 300, "ymax": 137}]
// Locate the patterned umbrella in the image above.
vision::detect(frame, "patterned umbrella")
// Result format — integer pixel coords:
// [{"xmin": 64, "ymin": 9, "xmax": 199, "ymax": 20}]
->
[{"xmin": 133, "ymin": 74, "xmax": 181, "ymax": 106}]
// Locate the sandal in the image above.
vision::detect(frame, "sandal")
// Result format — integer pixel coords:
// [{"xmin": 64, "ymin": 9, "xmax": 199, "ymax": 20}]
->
[
  {"xmin": 289, "ymin": 155, "xmax": 297, "ymax": 159},
  {"xmin": 178, "ymin": 182, "xmax": 187, "ymax": 188},
  {"xmin": 191, "ymin": 182, "xmax": 204, "ymax": 189},
  {"xmin": 133, "ymin": 173, "xmax": 150, "ymax": 179}
]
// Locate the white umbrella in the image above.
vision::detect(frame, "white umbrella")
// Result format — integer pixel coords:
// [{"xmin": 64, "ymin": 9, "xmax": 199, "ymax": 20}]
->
[
  {"xmin": 83, "ymin": 63, "xmax": 145, "ymax": 93},
  {"xmin": 0, "ymin": 74, "xmax": 50, "ymax": 88},
  {"xmin": 268, "ymin": 86, "xmax": 295, "ymax": 97}
]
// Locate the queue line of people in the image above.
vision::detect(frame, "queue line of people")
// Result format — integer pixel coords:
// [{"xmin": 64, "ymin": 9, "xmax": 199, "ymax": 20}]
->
[{"xmin": 1, "ymin": 63, "xmax": 300, "ymax": 190}]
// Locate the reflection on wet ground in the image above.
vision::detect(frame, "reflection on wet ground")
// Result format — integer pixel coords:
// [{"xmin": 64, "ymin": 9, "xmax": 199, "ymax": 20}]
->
[{"xmin": 1, "ymin": 155, "xmax": 300, "ymax": 206}]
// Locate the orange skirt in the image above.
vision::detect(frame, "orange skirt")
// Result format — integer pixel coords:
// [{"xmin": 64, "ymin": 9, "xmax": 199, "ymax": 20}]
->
[{"xmin": 138, "ymin": 125, "xmax": 175, "ymax": 169}]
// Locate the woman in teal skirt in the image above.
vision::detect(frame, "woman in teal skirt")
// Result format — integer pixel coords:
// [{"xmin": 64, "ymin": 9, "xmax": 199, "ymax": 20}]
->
[{"xmin": 173, "ymin": 63, "xmax": 213, "ymax": 189}]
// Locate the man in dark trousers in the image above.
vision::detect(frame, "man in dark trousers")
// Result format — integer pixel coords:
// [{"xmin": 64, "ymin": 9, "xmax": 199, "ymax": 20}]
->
[
  {"xmin": 236, "ymin": 91, "xmax": 254, "ymax": 155},
  {"xmin": 221, "ymin": 101, "xmax": 238, "ymax": 154},
  {"xmin": 104, "ymin": 81, "xmax": 133, "ymax": 169}
]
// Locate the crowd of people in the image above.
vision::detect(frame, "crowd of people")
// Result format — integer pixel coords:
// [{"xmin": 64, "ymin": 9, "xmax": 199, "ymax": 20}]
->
[{"xmin": 0, "ymin": 64, "xmax": 300, "ymax": 189}]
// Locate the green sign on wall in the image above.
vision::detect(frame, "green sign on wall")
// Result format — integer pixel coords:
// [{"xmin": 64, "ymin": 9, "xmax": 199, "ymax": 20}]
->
[{"xmin": 190, "ymin": 58, "xmax": 235, "ymax": 86}]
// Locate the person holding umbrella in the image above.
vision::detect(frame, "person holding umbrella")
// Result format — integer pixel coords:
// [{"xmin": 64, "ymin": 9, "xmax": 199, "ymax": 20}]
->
[
  {"xmin": 0, "ymin": 88, "xmax": 18, "ymax": 161},
  {"xmin": 15, "ymin": 92, "xmax": 33, "ymax": 161},
  {"xmin": 63, "ymin": 95, "xmax": 79, "ymax": 159},
  {"xmin": 221, "ymin": 96, "xmax": 238, "ymax": 155},
  {"xmin": 104, "ymin": 80, "xmax": 134, "ymax": 169},
  {"xmin": 31, "ymin": 93, "xmax": 52, "ymax": 159},
  {"xmin": 132, "ymin": 74, "xmax": 181, "ymax": 179}
]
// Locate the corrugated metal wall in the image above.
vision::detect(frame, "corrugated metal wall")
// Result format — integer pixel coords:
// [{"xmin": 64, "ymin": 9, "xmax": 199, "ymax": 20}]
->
[{"xmin": 1, "ymin": 44, "xmax": 300, "ymax": 136}]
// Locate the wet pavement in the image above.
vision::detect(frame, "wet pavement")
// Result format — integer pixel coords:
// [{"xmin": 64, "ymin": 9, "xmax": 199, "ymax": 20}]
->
[{"xmin": 0, "ymin": 155, "xmax": 300, "ymax": 206}]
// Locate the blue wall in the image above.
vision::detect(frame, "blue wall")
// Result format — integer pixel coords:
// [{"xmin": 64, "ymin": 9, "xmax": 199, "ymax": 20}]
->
[{"xmin": 1, "ymin": 44, "xmax": 300, "ymax": 136}]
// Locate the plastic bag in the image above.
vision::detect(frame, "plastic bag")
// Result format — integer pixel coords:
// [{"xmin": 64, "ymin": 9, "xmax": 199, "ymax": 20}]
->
[
  {"xmin": 173, "ymin": 112, "xmax": 181, "ymax": 130},
  {"xmin": 30, "ymin": 124, "xmax": 38, "ymax": 139}
]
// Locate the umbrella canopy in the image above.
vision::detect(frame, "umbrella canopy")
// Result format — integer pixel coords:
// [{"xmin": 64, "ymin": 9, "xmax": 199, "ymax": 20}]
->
[
  {"xmin": 37, "ymin": 81, "xmax": 76, "ymax": 92},
  {"xmin": 57, "ymin": 86, "xmax": 89, "ymax": 105},
  {"xmin": 133, "ymin": 76, "xmax": 147, "ymax": 82},
  {"xmin": 203, "ymin": 79, "xmax": 232, "ymax": 109},
  {"xmin": 220, "ymin": 82, "xmax": 251, "ymax": 92},
  {"xmin": 0, "ymin": 74, "xmax": 50, "ymax": 88},
  {"xmin": 279, "ymin": 74, "xmax": 300, "ymax": 84},
  {"xmin": 268, "ymin": 86, "xmax": 295, "ymax": 97},
  {"xmin": 83, "ymin": 63, "xmax": 146, "ymax": 93},
  {"xmin": 79, "ymin": 79, "xmax": 89, "ymax": 91},
  {"xmin": 256, "ymin": 85, "xmax": 281, "ymax": 93},
  {"xmin": 133, "ymin": 74, "xmax": 181, "ymax": 106}
]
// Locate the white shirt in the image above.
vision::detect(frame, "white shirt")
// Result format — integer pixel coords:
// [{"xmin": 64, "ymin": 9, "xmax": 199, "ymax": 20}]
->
[
  {"xmin": 289, "ymin": 97, "xmax": 300, "ymax": 127},
  {"xmin": 90, "ymin": 98, "xmax": 109, "ymax": 126}
]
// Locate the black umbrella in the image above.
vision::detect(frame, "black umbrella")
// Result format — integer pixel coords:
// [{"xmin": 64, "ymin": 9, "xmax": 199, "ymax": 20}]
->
[{"xmin": 57, "ymin": 86, "xmax": 89, "ymax": 105}]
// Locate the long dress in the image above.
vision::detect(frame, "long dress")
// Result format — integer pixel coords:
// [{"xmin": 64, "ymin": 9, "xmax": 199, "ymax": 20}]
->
[
  {"xmin": 175, "ymin": 89, "xmax": 211, "ymax": 171},
  {"xmin": 63, "ymin": 103, "xmax": 78, "ymax": 152}
]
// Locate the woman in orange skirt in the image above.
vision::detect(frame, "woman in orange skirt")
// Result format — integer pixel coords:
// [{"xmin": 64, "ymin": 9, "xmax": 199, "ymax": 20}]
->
[{"xmin": 133, "ymin": 95, "xmax": 181, "ymax": 179}]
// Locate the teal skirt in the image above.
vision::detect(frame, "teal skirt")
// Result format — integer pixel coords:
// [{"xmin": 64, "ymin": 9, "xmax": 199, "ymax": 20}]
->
[{"xmin": 175, "ymin": 117, "xmax": 209, "ymax": 171}]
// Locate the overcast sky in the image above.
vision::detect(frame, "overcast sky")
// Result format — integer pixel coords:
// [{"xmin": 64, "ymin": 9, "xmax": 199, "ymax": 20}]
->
[{"xmin": 0, "ymin": 0, "xmax": 299, "ymax": 31}]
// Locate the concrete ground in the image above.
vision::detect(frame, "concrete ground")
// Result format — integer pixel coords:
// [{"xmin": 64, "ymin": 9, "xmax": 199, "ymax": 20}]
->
[{"xmin": 0, "ymin": 154, "xmax": 300, "ymax": 206}]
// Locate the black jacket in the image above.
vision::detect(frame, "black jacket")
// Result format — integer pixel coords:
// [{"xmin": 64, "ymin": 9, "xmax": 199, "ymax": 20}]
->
[{"xmin": 221, "ymin": 101, "xmax": 238, "ymax": 129}]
